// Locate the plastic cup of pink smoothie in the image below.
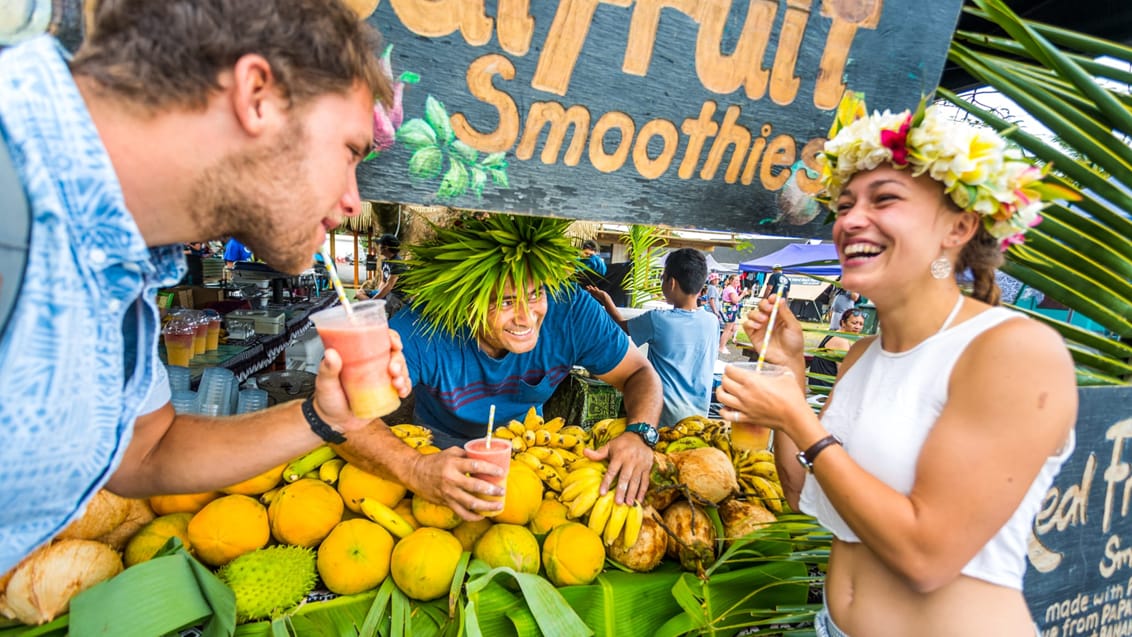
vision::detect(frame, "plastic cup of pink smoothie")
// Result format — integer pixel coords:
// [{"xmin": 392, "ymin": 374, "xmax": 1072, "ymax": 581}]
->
[
  {"xmin": 309, "ymin": 299, "xmax": 400, "ymax": 420},
  {"xmin": 463, "ymin": 437, "xmax": 511, "ymax": 516}
]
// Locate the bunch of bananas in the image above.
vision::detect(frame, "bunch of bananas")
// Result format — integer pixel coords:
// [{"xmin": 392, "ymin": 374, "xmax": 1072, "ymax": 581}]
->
[
  {"xmin": 588, "ymin": 417, "xmax": 626, "ymax": 448},
  {"xmin": 732, "ymin": 449, "xmax": 786, "ymax": 513},
  {"xmin": 390, "ymin": 424, "xmax": 440, "ymax": 454},
  {"xmin": 656, "ymin": 415, "xmax": 732, "ymax": 458},
  {"xmin": 557, "ymin": 462, "xmax": 644, "ymax": 548},
  {"xmin": 493, "ymin": 407, "xmax": 590, "ymax": 492}
]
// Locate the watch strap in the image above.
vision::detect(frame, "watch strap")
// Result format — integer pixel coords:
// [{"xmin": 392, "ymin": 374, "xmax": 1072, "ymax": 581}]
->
[
  {"xmin": 625, "ymin": 422, "xmax": 658, "ymax": 447},
  {"xmin": 797, "ymin": 434, "xmax": 841, "ymax": 472},
  {"xmin": 301, "ymin": 398, "xmax": 347, "ymax": 444}
]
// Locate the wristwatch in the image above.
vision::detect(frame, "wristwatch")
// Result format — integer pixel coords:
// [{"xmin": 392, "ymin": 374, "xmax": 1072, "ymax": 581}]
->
[
  {"xmin": 795, "ymin": 434, "xmax": 841, "ymax": 473},
  {"xmin": 625, "ymin": 422, "xmax": 659, "ymax": 448}
]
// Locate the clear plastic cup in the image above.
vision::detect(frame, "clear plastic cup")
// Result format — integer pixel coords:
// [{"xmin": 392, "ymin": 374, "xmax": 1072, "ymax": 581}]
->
[
  {"xmin": 463, "ymin": 437, "xmax": 511, "ymax": 517},
  {"xmin": 190, "ymin": 312, "xmax": 209, "ymax": 356},
  {"xmin": 309, "ymin": 300, "xmax": 400, "ymax": 420},
  {"xmin": 724, "ymin": 361, "xmax": 789, "ymax": 451},
  {"xmin": 163, "ymin": 319, "xmax": 195, "ymax": 367}
]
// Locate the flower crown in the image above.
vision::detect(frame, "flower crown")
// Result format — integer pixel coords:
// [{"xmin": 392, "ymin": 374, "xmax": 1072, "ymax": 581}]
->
[
  {"xmin": 818, "ymin": 93, "xmax": 1078, "ymax": 249},
  {"xmin": 398, "ymin": 214, "xmax": 579, "ymax": 338}
]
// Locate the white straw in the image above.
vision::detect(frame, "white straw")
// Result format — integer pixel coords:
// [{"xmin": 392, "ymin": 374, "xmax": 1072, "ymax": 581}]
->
[
  {"xmin": 320, "ymin": 247, "xmax": 355, "ymax": 322},
  {"xmin": 486, "ymin": 404, "xmax": 496, "ymax": 449},
  {"xmin": 756, "ymin": 280, "xmax": 786, "ymax": 371}
]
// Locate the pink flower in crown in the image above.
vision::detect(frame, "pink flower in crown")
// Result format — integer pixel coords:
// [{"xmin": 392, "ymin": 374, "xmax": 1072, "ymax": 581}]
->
[{"xmin": 880, "ymin": 115, "xmax": 913, "ymax": 166}]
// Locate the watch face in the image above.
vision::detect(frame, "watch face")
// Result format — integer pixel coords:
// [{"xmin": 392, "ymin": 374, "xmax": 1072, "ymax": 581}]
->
[{"xmin": 628, "ymin": 423, "xmax": 659, "ymax": 447}]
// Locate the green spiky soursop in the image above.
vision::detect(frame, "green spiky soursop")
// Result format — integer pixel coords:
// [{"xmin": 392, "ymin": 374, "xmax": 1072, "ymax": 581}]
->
[{"xmin": 217, "ymin": 545, "xmax": 317, "ymax": 621}]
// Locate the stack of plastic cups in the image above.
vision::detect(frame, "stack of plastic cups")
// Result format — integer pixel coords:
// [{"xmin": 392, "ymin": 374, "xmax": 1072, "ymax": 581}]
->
[
  {"xmin": 196, "ymin": 367, "xmax": 237, "ymax": 416},
  {"xmin": 236, "ymin": 388, "xmax": 270, "ymax": 414},
  {"xmin": 171, "ymin": 390, "xmax": 198, "ymax": 414},
  {"xmin": 166, "ymin": 365, "xmax": 191, "ymax": 393}
]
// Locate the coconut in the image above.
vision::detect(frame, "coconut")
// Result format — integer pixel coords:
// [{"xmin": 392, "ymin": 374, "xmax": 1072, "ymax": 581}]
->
[
  {"xmin": 642, "ymin": 486, "xmax": 680, "ymax": 512},
  {"xmin": 661, "ymin": 500, "xmax": 717, "ymax": 574},
  {"xmin": 2, "ymin": 539, "xmax": 123, "ymax": 625},
  {"xmin": 97, "ymin": 498, "xmax": 157, "ymax": 550},
  {"xmin": 719, "ymin": 499, "xmax": 777, "ymax": 546},
  {"xmin": 669, "ymin": 447, "xmax": 739, "ymax": 504},
  {"xmin": 606, "ymin": 506, "xmax": 666, "ymax": 573},
  {"xmin": 56, "ymin": 490, "xmax": 132, "ymax": 541}
]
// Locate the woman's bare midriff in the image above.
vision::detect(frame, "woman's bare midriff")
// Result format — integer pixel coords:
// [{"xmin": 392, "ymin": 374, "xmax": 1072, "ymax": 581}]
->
[{"xmin": 824, "ymin": 539, "xmax": 1037, "ymax": 636}]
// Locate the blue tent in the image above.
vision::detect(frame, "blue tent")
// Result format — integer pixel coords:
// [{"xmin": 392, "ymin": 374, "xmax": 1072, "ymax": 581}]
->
[{"xmin": 738, "ymin": 243, "xmax": 840, "ymax": 276}]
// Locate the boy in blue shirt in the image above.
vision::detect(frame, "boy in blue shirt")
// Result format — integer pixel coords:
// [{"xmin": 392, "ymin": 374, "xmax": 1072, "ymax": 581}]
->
[{"xmin": 588, "ymin": 248, "xmax": 718, "ymax": 428}]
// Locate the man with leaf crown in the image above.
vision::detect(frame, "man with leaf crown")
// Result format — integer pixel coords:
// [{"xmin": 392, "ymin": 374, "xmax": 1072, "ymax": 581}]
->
[{"xmin": 338, "ymin": 214, "xmax": 663, "ymax": 521}]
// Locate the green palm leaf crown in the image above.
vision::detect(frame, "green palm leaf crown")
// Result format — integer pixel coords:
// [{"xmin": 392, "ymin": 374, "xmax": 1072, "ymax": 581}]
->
[{"xmin": 398, "ymin": 213, "xmax": 580, "ymax": 339}]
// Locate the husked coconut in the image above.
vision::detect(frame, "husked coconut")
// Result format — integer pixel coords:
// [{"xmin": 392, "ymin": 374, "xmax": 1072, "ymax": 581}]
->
[
  {"xmin": 56, "ymin": 490, "xmax": 131, "ymax": 541},
  {"xmin": 719, "ymin": 499, "xmax": 777, "ymax": 546},
  {"xmin": 2, "ymin": 539, "xmax": 123, "ymax": 625},
  {"xmin": 669, "ymin": 447, "xmax": 738, "ymax": 504},
  {"xmin": 606, "ymin": 506, "xmax": 666, "ymax": 572},
  {"xmin": 642, "ymin": 486, "xmax": 679, "ymax": 512},
  {"xmin": 661, "ymin": 500, "xmax": 717, "ymax": 574},
  {"xmin": 98, "ymin": 498, "xmax": 157, "ymax": 550}
]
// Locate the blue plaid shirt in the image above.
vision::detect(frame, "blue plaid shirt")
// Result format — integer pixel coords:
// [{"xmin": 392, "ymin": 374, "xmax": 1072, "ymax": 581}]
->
[{"xmin": 0, "ymin": 37, "xmax": 185, "ymax": 573}]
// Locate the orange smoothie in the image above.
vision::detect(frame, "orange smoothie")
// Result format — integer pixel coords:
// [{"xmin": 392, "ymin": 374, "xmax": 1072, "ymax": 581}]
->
[
  {"xmin": 464, "ymin": 437, "xmax": 512, "ymax": 516},
  {"xmin": 164, "ymin": 331, "xmax": 194, "ymax": 366}
]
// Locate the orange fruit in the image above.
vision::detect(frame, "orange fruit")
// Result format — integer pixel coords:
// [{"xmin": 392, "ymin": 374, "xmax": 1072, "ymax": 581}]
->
[
  {"xmin": 317, "ymin": 519, "xmax": 394, "ymax": 595},
  {"xmin": 494, "ymin": 462, "xmax": 543, "ymax": 526},
  {"xmin": 187, "ymin": 495, "xmax": 270, "ymax": 567},
  {"xmin": 149, "ymin": 491, "xmax": 222, "ymax": 516},
  {"xmin": 268, "ymin": 479, "xmax": 344, "ymax": 548},
  {"xmin": 337, "ymin": 464, "xmax": 407, "ymax": 513},
  {"xmin": 390, "ymin": 528, "xmax": 462, "ymax": 601}
]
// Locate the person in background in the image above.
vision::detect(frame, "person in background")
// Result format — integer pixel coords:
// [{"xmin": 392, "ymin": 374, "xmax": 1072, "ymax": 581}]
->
[
  {"xmin": 357, "ymin": 234, "xmax": 405, "ymax": 314},
  {"xmin": 827, "ymin": 288, "xmax": 861, "ymax": 330},
  {"xmin": 588, "ymin": 248, "xmax": 718, "ymax": 428},
  {"xmin": 704, "ymin": 272, "xmax": 724, "ymax": 326},
  {"xmin": 809, "ymin": 308, "xmax": 866, "ymax": 388},
  {"xmin": 223, "ymin": 236, "xmax": 253, "ymax": 269},
  {"xmin": 0, "ymin": 0, "xmax": 411, "ymax": 575},
  {"xmin": 717, "ymin": 93, "xmax": 1077, "ymax": 636},
  {"xmin": 364, "ymin": 242, "xmax": 379, "ymax": 283},
  {"xmin": 336, "ymin": 214, "xmax": 662, "ymax": 520},
  {"xmin": 181, "ymin": 241, "xmax": 208, "ymax": 285},
  {"xmin": 718, "ymin": 273, "xmax": 750, "ymax": 354},
  {"xmin": 763, "ymin": 264, "xmax": 792, "ymax": 299},
  {"xmin": 579, "ymin": 239, "xmax": 607, "ymax": 277}
]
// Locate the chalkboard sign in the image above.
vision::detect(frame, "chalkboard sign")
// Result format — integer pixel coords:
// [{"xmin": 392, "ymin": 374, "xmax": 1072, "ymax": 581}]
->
[
  {"xmin": 1026, "ymin": 385, "xmax": 1132, "ymax": 636},
  {"xmin": 357, "ymin": 0, "xmax": 965, "ymax": 235}
]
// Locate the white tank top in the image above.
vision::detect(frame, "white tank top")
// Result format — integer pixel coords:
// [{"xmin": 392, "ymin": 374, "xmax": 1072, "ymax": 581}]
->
[{"xmin": 798, "ymin": 306, "xmax": 1075, "ymax": 590}]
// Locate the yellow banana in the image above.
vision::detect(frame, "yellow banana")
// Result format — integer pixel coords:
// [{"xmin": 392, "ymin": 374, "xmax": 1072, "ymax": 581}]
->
[
  {"xmin": 418, "ymin": 445, "xmax": 442, "ymax": 455},
  {"xmin": 319, "ymin": 458, "xmax": 346, "ymax": 485},
  {"xmin": 359, "ymin": 497, "xmax": 415, "ymax": 539},
  {"xmin": 402, "ymin": 435, "xmax": 431, "ymax": 449},
  {"xmin": 511, "ymin": 436, "xmax": 527, "ymax": 453},
  {"xmin": 536, "ymin": 464, "xmax": 563, "ymax": 492},
  {"xmin": 551, "ymin": 433, "xmax": 579, "ymax": 449},
  {"xmin": 603, "ymin": 502, "xmax": 630, "ymax": 546},
  {"xmin": 750, "ymin": 476, "xmax": 785, "ymax": 514},
  {"xmin": 556, "ymin": 448, "xmax": 579, "ymax": 465},
  {"xmin": 523, "ymin": 406, "xmax": 542, "ymax": 431},
  {"xmin": 589, "ymin": 419, "xmax": 613, "ymax": 439},
  {"xmin": 492, "ymin": 426, "xmax": 516, "ymax": 440},
  {"xmin": 507, "ymin": 420, "xmax": 526, "ymax": 437},
  {"xmin": 526, "ymin": 447, "xmax": 552, "ymax": 461},
  {"xmin": 562, "ymin": 466, "xmax": 604, "ymax": 489},
  {"xmin": 541, "ymin": 448, "xmax": 565, "ymax": 468},
  {"xmin": 283, "ymin": 445, "xmax": 338, "ymax": 482},
  {"xmin": 751, "ymin": 461, "xmax": 779, "ymax": 482},
  {"xmin": 523, "ymin": 430, "xmax": 537, "ymax": 447},
  {"xmin": 543, "ymin": 417, "xmax": 565, "ymax": 434},
  {"xmin": 752, "ymin": 449, "xmax": 776, "ymax": 464},
  {"xmin": 260, "ymin": 486, "xmax": 283, "ymax": 506},
  {"xmin": 535, "ymin": 429, "xmax": 553, "ymax": 446},
  {"xmin": 390, "ymin": 424, "xmax": 431, "ymax": 439},
  {"xmin": 559, "ymin": 425, "xmax": 589, "ymax": 441},
  {"xmin": 620, "ymin": 504, "xmax": 644, "ymax": 548},
  {"xmin": 605, "ymin": 418, "xmax": 627, "ymax": 439},
  {"xmin": 560, "ymin": 474, "xmax": 601, "ymax": 503},
  {"xmin": 302, "ymin": 469, "xmax": 321, "ymax": 480},
  {"xmin": 587, "ymin": 491, "xmax": 616, "ymax": 534},
  {"xmin": 567, "ymin": 484, "xmax": 601, "ymax": 519},
  {"xmin": 514, "ymin": 451, "xmax": 542, "ymax": 472}
]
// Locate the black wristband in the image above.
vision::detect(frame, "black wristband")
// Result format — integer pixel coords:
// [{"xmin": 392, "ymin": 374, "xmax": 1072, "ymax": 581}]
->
[
  {"xmin": 796, "ymin": 434, "xmax": 841, "ymax": 473},
  {"xmin": 301, "ymin": 398, "xmax": 347, "ymax": 444}
]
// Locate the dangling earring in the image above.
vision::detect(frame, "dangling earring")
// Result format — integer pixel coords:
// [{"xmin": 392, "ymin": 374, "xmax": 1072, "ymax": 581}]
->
[{"xmin": 930, "ymin": 255, "xmax": 952, "ymax": 280}]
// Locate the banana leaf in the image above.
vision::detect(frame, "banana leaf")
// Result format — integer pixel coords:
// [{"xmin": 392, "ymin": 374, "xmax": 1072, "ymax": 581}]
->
[{"xmin": 464, "ymin": 560, "xmax": 591, "ymax": 637}]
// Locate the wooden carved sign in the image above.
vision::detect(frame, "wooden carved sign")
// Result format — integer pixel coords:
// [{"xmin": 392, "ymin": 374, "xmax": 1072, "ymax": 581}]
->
[
  {"xmin": 356, "ymin": 0, "xmax": 964, "ymax": 234},
  {"xmin": 1025, "ymin": 386, "xmax": 1132, "ymax": 636}
]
